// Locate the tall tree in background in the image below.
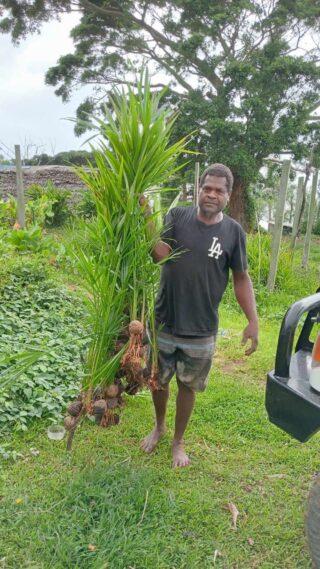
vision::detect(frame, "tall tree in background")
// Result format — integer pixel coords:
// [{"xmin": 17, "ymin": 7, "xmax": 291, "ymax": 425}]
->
[{"xmin": 1, "ymin": 0, "xmax": 320, "ymax": 226}]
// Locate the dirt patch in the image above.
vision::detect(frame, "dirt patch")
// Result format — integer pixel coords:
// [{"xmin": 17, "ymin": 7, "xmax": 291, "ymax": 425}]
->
[
  {"xmin": 218, "ymin": 358, "xmax": 247, "ymax": 373},
  {"xmin": 0, "ymin": 165, "xmax": 86, "ymax": 204}
]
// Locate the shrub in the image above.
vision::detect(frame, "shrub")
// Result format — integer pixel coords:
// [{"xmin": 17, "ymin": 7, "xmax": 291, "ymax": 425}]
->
[
  {"xmin": 0, "ymin": 197, "xmax": 17, "ymax": 227},
  {"xmin": 6, "ymin": 225, "xmax": 54, "ymax": 254},
  {"xmin": 76, "ymin": 191, "xmax": 97, "ymax": 219},
  {"xmin": 26, "ymin": 181, "xmax": 71, "ymax": 226}
]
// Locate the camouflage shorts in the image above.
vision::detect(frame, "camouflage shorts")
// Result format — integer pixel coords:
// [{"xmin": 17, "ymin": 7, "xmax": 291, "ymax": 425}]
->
[{"xmin": 156, "ymin": 331, "xmax": 216, "ymax": 392}]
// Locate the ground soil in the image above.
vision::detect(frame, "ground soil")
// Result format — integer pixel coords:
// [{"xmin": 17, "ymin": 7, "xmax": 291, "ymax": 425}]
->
[{"xmin": 0, "ymin": 166, "xmax": 86, "ymax": 203}]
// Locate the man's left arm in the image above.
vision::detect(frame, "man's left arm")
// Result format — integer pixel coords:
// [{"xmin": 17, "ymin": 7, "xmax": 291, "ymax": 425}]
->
[{"xmin": 232, "ymin": 270, "xmax": 259, "ymax": 356}]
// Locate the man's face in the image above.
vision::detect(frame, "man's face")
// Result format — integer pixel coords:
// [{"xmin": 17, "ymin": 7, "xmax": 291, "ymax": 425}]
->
[{"xmin": 198, "ymin": 175, "xmax": 230, "ymax": 217}]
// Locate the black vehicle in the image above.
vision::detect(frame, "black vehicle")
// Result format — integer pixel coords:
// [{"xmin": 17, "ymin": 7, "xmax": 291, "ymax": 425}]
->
[{"xmin": 266, "ymin": 289, "xmax": 320, "ymax": 568}]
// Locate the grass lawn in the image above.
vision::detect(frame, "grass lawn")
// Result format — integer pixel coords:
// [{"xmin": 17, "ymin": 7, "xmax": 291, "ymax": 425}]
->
[
  {"xmin": 1, "ymin": 307, "xmax": 320, "ymax": 569},
  {"xmin": 0, "ymin": 231, "xmax": 319, "ymax": 568}
]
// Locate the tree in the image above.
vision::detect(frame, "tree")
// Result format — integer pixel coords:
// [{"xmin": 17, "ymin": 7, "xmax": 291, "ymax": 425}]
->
[{"xmin": 2, "ymin": 0, "xmax": 320, "ymax": 226}]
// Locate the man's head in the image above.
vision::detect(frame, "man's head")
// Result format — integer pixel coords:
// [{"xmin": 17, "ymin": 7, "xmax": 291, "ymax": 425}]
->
[{"xmin": 198, "ymin": 163, "xmax": 233, "ymax": 220}]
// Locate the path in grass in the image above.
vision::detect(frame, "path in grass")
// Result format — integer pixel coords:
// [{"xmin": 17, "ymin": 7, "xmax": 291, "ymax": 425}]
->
[{"xmin": 1, "ymin": 313, "xmax": 319, "ymax": 568}]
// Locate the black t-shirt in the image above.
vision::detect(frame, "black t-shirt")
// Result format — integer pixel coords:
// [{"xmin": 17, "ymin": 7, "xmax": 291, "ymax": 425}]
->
[{"xmin": 155, "ymin": 207, "xmax": 248, "ymax": 336}]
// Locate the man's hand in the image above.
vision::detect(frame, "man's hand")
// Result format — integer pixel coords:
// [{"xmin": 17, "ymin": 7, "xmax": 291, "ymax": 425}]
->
[
  {"xmin": 139, "ymin": 194, "xmax": 171, "ymax": 262},
  {"xmin": 241, "ymin": 322, "xmax": 259, "ymax": 356},
  {"xmin": 139, "ymin": 194, "xmax": 152, "ymax": 217}
]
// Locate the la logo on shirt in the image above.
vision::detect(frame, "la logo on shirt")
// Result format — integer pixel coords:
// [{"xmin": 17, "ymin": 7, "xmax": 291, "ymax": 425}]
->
[{"xmin": 208, "ymin": 237, "xmax": 223, "ymax": 259}]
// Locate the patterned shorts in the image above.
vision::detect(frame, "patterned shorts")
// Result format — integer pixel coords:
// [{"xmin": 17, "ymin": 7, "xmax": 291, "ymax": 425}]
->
[{"xmin": 156, "ymin": 331, "xmax": 216, "ymax": 392}]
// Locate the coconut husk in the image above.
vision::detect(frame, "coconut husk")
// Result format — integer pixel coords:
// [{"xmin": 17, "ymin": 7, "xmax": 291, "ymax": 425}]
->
[
  {"xmin": 64, "ymin": 415, "xmax": 77, "ymax": 431},
  {"xmin": 92, "ymin": 399, "xmax": 107, "ymax": 416},
  {"xmin": 67, "ymin": 400, "xmax": 83, "ymax": 417},
  {"xmin": 95, "ymin": 414, "xmax": 103, "ymax": 426},
  {"xmin": 107, "ymin": 397, "xmax": 118, "ymax": 409},
  {"xmin": 100, "ymin": 410, "xmax": 120, "ymax": 427},
  {"xmin": 105, "ymin": 384, "xmax": 120, "ymax": 399}
]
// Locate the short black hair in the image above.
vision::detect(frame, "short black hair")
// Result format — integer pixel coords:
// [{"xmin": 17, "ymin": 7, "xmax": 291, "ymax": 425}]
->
[{"xmin": 199, "ymin": 163, "xmax": 234, "ymax": 193}]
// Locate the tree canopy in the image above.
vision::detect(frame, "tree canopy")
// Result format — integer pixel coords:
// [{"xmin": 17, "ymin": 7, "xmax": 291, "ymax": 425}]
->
[{"xmin": 2, "ymin": 0, "xmax": 320, "ymax": 226}]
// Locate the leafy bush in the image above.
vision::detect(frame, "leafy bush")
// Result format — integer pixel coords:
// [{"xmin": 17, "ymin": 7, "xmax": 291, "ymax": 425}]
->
[
  {"xmin": 0, "ymin": 196, "xmax": 17, "ymax": 227},
  {"xmin": 26, "ymin": 194, "xmax": 55, "ymax": 226},
  {"xmin": 0, "ymin": 261, "xmax": 88, "ymax": 432},
  {"xmin": 26, "ymin": 181, "xmax": 71, "ymax": 226},
  {"xmin": 6, "ymin": 225, "xmax": 54, "ymax": 254},
  {"xmin": 76, "ymin": 190, "xmax": 97, "ymax": 219}
]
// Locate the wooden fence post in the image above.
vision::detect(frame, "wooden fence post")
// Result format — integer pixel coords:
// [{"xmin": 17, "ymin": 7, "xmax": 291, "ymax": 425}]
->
[
  {"xmin": 301, "ymin": 168, "xmax": 318, "ymax": 269},
  {"xmin": 290, "ymin": 175, "xmax": 304, "ymax": 250},
  {"xmin": 14, "ymin": 145, "xmax": 25, "ymax": 228},
  {"xmin": 267, "ymin": 159, "xmax": 291, "ymax": 291}
]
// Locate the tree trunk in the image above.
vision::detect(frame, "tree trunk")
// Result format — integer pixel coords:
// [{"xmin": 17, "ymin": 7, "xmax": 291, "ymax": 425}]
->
[{"xmin": 229, "ymin": 175, "xmax": 249, "ymax": 231}]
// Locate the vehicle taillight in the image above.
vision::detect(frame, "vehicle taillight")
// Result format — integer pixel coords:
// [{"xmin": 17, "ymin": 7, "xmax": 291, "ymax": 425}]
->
[
  {"xmin": 312, "ymin": 332, "xmax": 320, "ymax": 363},
  {"xmin": 309, "ymin": 332, "xmax": 320, "ymax": 392}
]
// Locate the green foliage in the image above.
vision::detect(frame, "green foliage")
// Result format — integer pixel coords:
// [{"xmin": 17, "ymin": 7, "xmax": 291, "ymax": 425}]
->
[
  {"xmin": 2, "ymin": 1, "xmax": 320, "ymax": 225},
  {"xmin": 76, "ymin": 191, "xmax": 97, "ymax": 219},
  {"xmin": 2, "ymin": 310, "xmax": 320, "ymax": 568},
  {"xmin": 6, "ymin": 225, "xmax": 53, "ymax": 253},
  {"xmin": 313, "ymin": 217, "xmax": 320, "ymax": 236},
  {"xmin": 23, "ymin": 149, "xmax": 95, "ymax": 166},
  {"xmin": 0, "ymin": 196, "xmax": 17, "ymax": 226},
  {"xmin": 71, "ymin": 71, "xmax": 190, "ymax": 391},
  {"xmin": 26, "ymin": 194, "xmax": 55, "ymax": 226},
  {"xmin": 0, "ymin": 260, "xmax": 88, "ymax": 432},
  {"xmin": 246, "ymin": 233, "xmax": 296, "ymax": 290},
  {"xmin": 26, "ymin": 181, "xmax": 71, "ymax": 226}
]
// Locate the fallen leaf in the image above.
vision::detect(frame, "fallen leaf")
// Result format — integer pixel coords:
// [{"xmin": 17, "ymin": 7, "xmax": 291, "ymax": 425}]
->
[
  {"xmin": 228, "ymin": 502, "xmax": 240, "ymax": 530},
  {"xmin": 15, "ymin": 498, "xmax": 23, "ymax": 505},
  {"xmin": 248, "ymin": 537, "xmax": 255, "ymax": 546},
  {"xmin": 88, "ymin": 544, "xmax": 96, "ymax": 552},
  {"xmin": 243, "ymin": 484, "xmax": 254, "ymax": 493}
]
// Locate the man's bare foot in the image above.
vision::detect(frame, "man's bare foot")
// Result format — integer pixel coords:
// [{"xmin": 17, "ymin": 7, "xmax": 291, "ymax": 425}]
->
[
  {"xmin": 141, "ymin": 427, "xmax": 166, "ymax": 453},
  {"xmin": 172, "ymin": 440, "xmax": 190, "ymax": 468}
]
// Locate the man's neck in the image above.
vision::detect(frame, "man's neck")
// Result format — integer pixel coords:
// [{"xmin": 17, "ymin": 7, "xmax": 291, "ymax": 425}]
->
[{"xmin": 197, "ymin": 209, "xmax": 223, "ymax": 225}]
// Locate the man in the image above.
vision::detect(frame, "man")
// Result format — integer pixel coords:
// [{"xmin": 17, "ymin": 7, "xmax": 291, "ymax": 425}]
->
[{"xmin": 141, "ymin": 163, "xmax": 259, "ymax": 468}]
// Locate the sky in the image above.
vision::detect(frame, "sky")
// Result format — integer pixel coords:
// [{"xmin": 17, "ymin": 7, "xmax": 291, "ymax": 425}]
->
[{"xmin": 0, "ymin": 12, "xmax": 91, "ymax": 159}]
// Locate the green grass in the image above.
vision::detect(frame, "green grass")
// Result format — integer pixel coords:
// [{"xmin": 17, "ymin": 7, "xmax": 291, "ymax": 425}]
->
[
  {"xmin": 1, "ymin": 309, "xmax": 319, "ymax": 568},
  {"xmin": 0, "ymin": 234, "xmax": 319, "ymax": 568}
]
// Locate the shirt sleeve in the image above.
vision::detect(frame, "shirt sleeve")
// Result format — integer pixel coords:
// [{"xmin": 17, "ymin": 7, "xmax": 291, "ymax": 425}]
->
[
  {"xmin": 160, "ymin": 208, "xmax": 175, "ymax": 245},
  {"xmin": 229, "ymin": 224, "xmax": 248, "ymax": 271}
]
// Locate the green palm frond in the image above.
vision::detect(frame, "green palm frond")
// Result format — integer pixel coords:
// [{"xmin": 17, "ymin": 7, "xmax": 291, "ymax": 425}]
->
[{"xmin": 71, "ymin": 69, "xmax": 191, "ymax": 391}]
